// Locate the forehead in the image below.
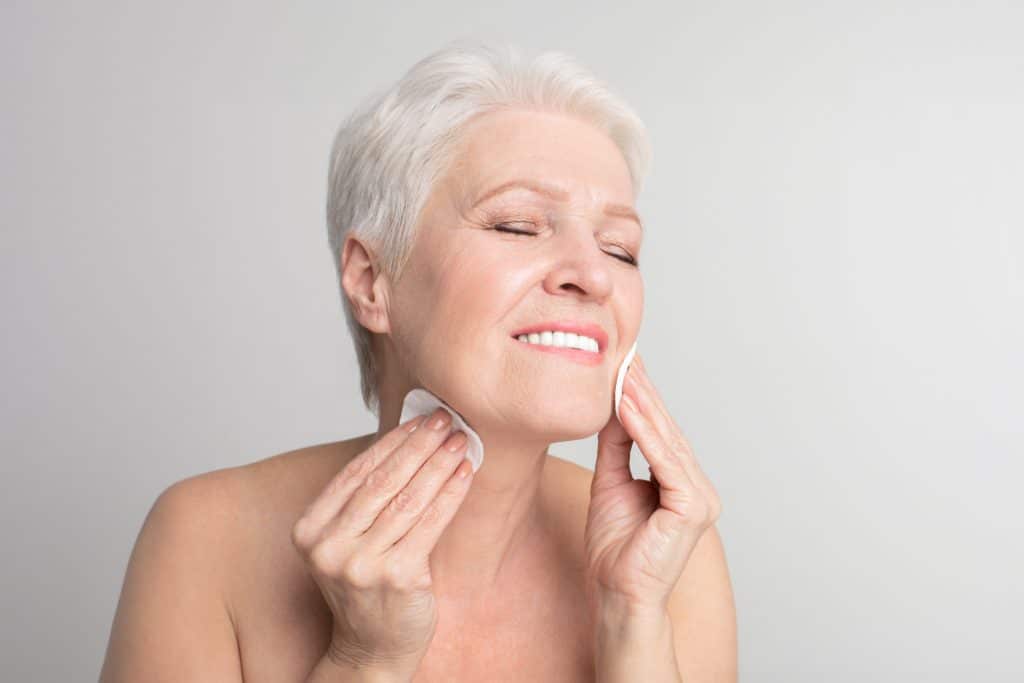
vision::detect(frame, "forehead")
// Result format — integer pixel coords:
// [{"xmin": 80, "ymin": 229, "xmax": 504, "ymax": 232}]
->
[{"xmin": 445, "ymin": 108, "xmax": 636, "ymax": 207}]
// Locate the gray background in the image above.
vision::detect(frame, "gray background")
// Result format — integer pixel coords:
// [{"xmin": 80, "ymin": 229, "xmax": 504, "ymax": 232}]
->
[{"xmin": 2, "ymin": 1, "xmax": 1021, "ymax": 681}]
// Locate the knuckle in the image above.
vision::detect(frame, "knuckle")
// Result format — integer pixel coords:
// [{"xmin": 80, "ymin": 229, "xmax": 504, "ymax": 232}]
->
[
  {"xmin": 340, "ymin": 556, "xmax": 375, "ymax": 588},
  {"xmin": 381, "ymin": 561, "xmax": 409, "ymax": 588},
  {"xmin": 363, "ymin": 467, "xmax": 393, "ymax": 495},
  {"xmin": 343, "ymin": 456, "xmax": 371, "ymax": 481},
  {"xmin": 324, "ymin": 474, "xmax": 347, "ymax": 498},
  {"xmin": 671, "ymin": 492, "xmax": 710, "ymax": 527},
  {"xmin": 419, "ymin": 499, "xmax": 444, "ymax": 527},
  {"xmin": 429, "ymin": 450, "xmax": 458, "ymax": 473},
  {"xmin": 291, "ymin": 517, "xmax": 314, "ymax": 551},
  {"xmin": 309, "ymin": 541, "xmax": 344, "ymax": 575},
  {"xmin": 387, "ymin": 487, "xmax": 417, "ymax": 515},
  {"xmin": 689, "ymin": 499, "xmax": 712, "ymax": 526}
]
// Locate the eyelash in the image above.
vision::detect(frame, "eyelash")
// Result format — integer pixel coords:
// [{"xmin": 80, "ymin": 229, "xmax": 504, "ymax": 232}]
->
[{"xmin": 492, "ymin": 223, "xmax": 638, "ymax": 266}]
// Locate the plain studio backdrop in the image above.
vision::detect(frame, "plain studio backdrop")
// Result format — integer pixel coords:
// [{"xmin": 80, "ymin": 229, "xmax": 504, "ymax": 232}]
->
[{"xmin": 2, "ymin": 1, "xmax": 1021, "ymax": 681}]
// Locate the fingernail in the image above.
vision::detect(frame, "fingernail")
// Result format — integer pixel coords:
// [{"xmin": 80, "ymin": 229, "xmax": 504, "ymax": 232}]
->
[
  {"xmin": 430, "ymin": 408, "xmax": 452, "ymax": 431},
  {"xmin": 445, "ymin": 431, "xmax": 468, "ymax": 452},
  {"xmin": 622, "ymin": 394, "xmax": 638, "ymax": 413}
]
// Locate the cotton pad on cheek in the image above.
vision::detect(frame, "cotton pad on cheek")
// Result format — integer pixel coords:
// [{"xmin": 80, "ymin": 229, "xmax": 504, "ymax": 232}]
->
[
  {"xmin": 613, "ymin": 338, "xmax": 639, "ymax": 423},
  {"xmin": 399, "ymin": 388, "xmax": 484, "ymax": 473}
]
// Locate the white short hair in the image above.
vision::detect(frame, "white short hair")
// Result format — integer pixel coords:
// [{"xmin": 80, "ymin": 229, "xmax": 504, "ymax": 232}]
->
[{"xmin": 326, "ymin": 38, "xmax": 652, "ymax": 417}]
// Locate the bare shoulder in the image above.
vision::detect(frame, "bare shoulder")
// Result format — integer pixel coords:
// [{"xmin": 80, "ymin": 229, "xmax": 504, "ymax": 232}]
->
[
  {"xmin": 139, "ymin": 439, "xmax": 358, "ymax": 595},
  {"xmin": 100, "ymin": 463, "xmax": 257, "ymax": 681},
  {"xmin": 234, "ymin": 440, "xmax": 355, "ymax": 507},
  {"xmin": 100, "ymin": 441, "xmax": 359, "ymax": 682},
  {"xmin": 210, "ymin": 439, "xmax": 363, "ymax": 556},
  {"xmin": 156, "ymin": 440, "xmax": 350, "ymax": 532},
  {"xmin": 138, "ymin": 463, "xmax": 253, "ymax": 578}
]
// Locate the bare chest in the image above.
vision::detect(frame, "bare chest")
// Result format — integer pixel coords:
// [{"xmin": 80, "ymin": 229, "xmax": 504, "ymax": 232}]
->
[
  {"xmin": 233, "ymin": 562, "xmax": 596, "ymax": 682},
  {"xmin": 231, "ymin": 446, "xmax": 597, "ymax": 681}
]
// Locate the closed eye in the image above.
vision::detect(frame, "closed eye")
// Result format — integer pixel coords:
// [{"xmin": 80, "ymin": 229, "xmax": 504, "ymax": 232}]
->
[
  {"xmin": 492, "ymin": 224, "xmax": 638, "ymax": 266},
  {"xmin": 493, "ymin": 223, "xmax": 537, "ymax": 236}
]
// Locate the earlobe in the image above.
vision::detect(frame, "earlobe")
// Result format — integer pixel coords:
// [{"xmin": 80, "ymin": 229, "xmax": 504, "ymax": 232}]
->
[{"xmin": 340, "ymin": 235, "xmax": 391, "ymax": 334}]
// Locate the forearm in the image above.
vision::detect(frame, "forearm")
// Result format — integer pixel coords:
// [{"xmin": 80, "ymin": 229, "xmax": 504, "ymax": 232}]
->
[
  {"xmin": 594, "ymin": 598, "xmax": 682, "ymax": 683},
  {"xmin": 303, "ymin": 654, "xmax": 412, "ymax": 683}
]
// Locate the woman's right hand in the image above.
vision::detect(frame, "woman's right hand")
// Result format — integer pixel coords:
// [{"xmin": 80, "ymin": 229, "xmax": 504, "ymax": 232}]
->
[{"xmin": 290, "ymin": 408, "xmax": 474, "ymax": 676}]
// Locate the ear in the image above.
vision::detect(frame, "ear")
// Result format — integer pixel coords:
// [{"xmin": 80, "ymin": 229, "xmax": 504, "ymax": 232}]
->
[{"xmin": 340, "ymin": 234, "xmax": 391, "ymax": 335}]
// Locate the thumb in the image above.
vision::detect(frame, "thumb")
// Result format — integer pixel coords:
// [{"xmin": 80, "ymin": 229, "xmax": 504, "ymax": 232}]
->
[{"xmin": 592, "ymin": 406, "xmax": 635, "ymax": 494}]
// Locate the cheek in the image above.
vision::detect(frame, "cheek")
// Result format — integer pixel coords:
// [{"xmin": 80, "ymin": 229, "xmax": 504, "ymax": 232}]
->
[
  {"xmin": 434, "ymin": 242, "xmax": 528, "ymax": 323},
  {"xmin": 634, "ymin": 279, "xmax": 644, "ymax": 325},
  {"xmin": 610, "ymin": 274, "xmax": 643, "ymax": 347}
]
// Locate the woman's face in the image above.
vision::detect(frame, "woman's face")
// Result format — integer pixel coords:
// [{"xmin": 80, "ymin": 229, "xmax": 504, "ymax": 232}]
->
[{"xmin": 385, "ymin": 108, "xmax": 644, "ymax": 441}]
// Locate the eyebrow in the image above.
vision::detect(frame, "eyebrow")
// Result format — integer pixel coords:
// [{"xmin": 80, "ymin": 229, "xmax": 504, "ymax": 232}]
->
[{"xmin": 473, "ymin": 179, "xmax": 644, "ymax": 231}]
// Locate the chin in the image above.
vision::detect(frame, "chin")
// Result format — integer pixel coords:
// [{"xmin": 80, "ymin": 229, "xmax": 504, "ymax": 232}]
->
[{"xmin": 517, "ymin": 402, "xmax": 608, "ymax": 441}]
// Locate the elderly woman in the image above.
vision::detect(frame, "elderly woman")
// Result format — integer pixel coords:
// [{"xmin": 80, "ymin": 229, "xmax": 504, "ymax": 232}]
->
[{"xmin": 100, "ymin": 41, "xmax": 737, "ymax": 682}]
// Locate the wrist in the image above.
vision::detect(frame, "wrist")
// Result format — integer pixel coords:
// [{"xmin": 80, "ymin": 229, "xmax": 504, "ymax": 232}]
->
[
  {"xmin": 595, "ymin": 590, "xmax": 669, "ymax": 635},
  {"xmin": 305, "ymin": 650, "xmax": 413, "ymax": 683},
  {"xmin": 593, "ymin": 596, "xmax": 680, "ymax": 683},
  {"xmin": 596, "ymin": 609, "xmax": 673, "ymax": 652}
]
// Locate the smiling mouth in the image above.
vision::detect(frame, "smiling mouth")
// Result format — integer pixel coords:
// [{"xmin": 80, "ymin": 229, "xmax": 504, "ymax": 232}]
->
[{"xmin": 509, "ymin": 335, "xmax": 604, "ymax": 366}]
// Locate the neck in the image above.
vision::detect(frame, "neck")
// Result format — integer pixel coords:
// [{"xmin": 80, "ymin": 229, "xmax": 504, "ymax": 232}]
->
[{"xmin": 368, "ymin": 396, "xmax": 554, "ymax": 606}]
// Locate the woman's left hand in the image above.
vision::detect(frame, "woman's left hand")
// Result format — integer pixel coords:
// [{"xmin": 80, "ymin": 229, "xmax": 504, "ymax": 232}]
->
[{"xmin": 583, "ymin": 352, "xmax": 722, "ymax": 620}]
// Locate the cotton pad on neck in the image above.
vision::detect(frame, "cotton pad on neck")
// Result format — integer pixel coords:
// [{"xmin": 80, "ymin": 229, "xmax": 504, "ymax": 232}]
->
[
  {"xmin": 400, "ymin": 388, "xmax": 484, "ymax": 473},
  {"xmin": 613, "ymin": 338, "xmax": 639, "ymax": 423}
]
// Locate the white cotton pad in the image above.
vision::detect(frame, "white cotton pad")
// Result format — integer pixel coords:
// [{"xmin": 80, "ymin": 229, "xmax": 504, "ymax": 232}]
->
[
  {"xmin": 400, "ymin": 388, "xmax": 484, "ymax": 473},
  {"xmin": 613, "ymin": 338, "xmax": 639, "ymax": 423}
]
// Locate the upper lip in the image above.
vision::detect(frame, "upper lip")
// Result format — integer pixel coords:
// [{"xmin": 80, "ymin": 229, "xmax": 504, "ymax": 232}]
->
[{"xmin": 510, "ymin": 320, "xmax": 609, "ymax": 352}]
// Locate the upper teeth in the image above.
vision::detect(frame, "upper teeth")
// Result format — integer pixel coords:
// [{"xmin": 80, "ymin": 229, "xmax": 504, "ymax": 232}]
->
[{"xmin": 516, "ymin": 331, "xmax": 600, "ymax": 353}]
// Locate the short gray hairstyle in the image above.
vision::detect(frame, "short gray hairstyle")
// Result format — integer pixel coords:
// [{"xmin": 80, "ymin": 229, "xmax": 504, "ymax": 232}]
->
[{"xmin": 326, "ymin": 38, "xmax": 652, "ymax": 417}]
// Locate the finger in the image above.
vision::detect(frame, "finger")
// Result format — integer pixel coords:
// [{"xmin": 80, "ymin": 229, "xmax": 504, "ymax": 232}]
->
[
  {"xmin": 363, "ymin": 429, "xmax": 471, "ymax": 549},
  {"xmin": 298, "ymin": 414, "xmax": 425, "ymax": 535},
  {"xmin": 637, "ymin": 357, "xmax": 693, "ymax": 443},
  {"xmin": 626, "ymin": 358, "xmax": 680, "ymax": 449},
  {"xmin": 389, "ymin": 458, "xmax": 474, "ymax": 560},
  {"xmin": 593, "ymin": 407, "xmax": 636, "ymax": 494},
  {"xmin": 628, "ymin": 357, "xmax": 722, "ymax": 522},
  {"xmin": 626, "ymin": 360, "xmax": 708, "ymax": 490},
  {"xmin": 633, "ymin": 356, "xmax": 698, "ymax": 460},
  {"xmin": 624, "ymin": 369, "xmax": 698, "ymax": 489},
  {"xmin": 618, "ymin": 390, "xmax": 692, "ymax": 492},
  {"xmin": 335, "ymin": 407, "xmax": 457, "ymax": 535}
]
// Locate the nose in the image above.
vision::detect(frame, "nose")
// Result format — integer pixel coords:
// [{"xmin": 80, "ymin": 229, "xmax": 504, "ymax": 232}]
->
[{"xmin": 541, "ymin": 222, "xmax": 614, "ymax": 302}]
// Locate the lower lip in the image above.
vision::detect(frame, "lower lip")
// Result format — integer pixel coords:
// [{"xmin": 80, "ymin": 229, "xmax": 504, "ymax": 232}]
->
[{"xmin": 511, "ymin": 337, "xmax": 604, "ymax": 366}]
